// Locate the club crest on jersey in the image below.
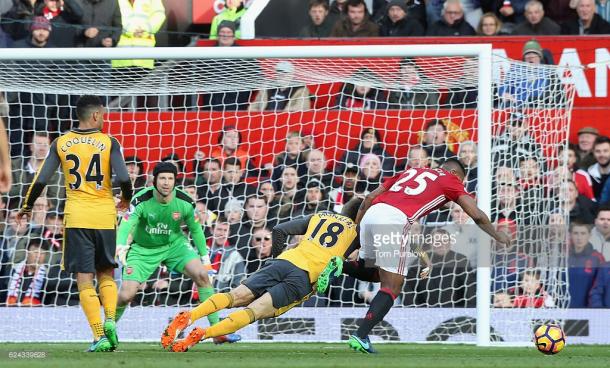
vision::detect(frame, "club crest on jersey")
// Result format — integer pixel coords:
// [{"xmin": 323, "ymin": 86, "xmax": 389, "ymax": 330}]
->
[
  {"xmin": 126, "ymin": 267, "xmax": 133, "ymax": 275},
  {"xmin": 172, "ymin": 212, "xmax": 181, "ymax": 221}
]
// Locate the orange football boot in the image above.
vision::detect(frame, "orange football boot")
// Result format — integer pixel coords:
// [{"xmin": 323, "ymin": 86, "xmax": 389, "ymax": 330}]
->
[
  {"xmin": 161, "ymin": 311, "xmax": 191, "ymax": 349},
  {"xmin": 171, "ymin": 327, "xmax": 206, "ymax": 353}
]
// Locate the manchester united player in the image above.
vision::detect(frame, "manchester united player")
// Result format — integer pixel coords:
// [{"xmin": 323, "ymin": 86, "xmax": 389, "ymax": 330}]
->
[
  {"xmin": 18, "ymin": 95, "xmax": 133, "ymax": 352},
  {"xmin": 339, "ymin": 158, "xmax": 510, "ymax": 353}
]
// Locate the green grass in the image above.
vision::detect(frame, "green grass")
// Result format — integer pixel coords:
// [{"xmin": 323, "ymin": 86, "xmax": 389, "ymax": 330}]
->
[{"xmin": 1, "ymin": 342, "xmax": 609, "ymax": 368}]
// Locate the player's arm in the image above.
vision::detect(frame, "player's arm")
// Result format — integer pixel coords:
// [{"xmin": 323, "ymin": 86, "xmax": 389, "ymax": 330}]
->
[
  {"xmin": 272, "ymin": 215, "xmax": 313, "ymax": 258},
  {"xmin": 355, "ymin": 185, "xmax": 387, "ymax": 224},
  {"xmin": 185, "ymin": 204, "xmax": 208, "ymax": 257},
  {"xmin": 115, "ymin": 200, "xmax": 142, "ymax": 265},
  {"xmin": 109, "ymin": 137, "xmax": 133, "ymax": 207},
  {"xmin": 456, "ymin": 194, "xmax": 511, "ymax": 246},
  {"xmin": 412, "ymin": 243, "xmax": 431, "ymax": 279},
  {"xmin": 19, "ymin": 140, "xmax": 61, "ymax": 218}
]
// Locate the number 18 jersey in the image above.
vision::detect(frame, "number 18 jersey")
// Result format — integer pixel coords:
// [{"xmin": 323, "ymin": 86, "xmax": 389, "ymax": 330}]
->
[
  {"xmin": 55, "ymin": 129, "xmax": 117, "ymax": 229},
  {"xmin": 278, "ymin": 212, "xmax": 358, "ymax": 282},
  {"xmin": 373, "ymin": 167, "xmax": 469, "ymax": 220}
]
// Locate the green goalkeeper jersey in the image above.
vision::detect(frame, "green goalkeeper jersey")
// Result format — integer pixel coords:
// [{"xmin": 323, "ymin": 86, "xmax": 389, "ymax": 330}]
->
[{"xmin": 117, "ymin": 187, "xmax": 207, "ymax": 256}]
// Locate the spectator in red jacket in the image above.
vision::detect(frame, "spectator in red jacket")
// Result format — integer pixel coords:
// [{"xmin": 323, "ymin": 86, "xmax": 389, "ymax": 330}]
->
[
  {"xmin": 566, "ymin": 144, "xmax": 595, "ymax": 199},
  {"xmin": 210, "ymin": 125, "xmax": 257, "ymax": 176},
  {"xmin": 494, "ymin": 269, "xmax": 554, "ymax": 308},
  {"xmin": 37, "ymin": 0, "xmax": 83, "ymax": 47}
]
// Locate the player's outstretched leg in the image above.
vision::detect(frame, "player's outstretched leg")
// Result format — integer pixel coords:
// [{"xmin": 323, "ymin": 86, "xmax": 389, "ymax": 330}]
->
[
  {"xmin": 170, "ymin": 290, "xmax": 272, "ymax": 352},
  {"xmin": 171, "ymin": 307, "xmax": 257, "ymax": 352},
  {"xmin": 343, "ymin": 258, "xmax": 380, "ymax": 282},
  {"xmin": 350, "ymin": 269, "xmax": 402, "ymax": 354},
  {"xmin": 162, "ymin": 286, "xmax": 254, "ymax": 349},
  {"xmin": 184, "ymin": 259, "xmax": 241, "ymax": 344}
]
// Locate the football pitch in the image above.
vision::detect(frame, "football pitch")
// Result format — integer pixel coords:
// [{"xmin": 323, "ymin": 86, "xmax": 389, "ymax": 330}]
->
[{"xmin": 1, "ymin": 343, "xmax": 609, "ymax": 368}]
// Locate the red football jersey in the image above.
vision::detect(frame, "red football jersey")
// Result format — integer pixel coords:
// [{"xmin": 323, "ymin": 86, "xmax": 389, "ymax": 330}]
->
[{"xmin": 373, "ymin": 167, "xmax": 469, "ymax": 220}]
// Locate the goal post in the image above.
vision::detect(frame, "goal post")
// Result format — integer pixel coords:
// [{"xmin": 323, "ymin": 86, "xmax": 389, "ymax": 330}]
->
[{"xmin": 0, "ymin": 45, "xmax": 573, "ymax": 345}]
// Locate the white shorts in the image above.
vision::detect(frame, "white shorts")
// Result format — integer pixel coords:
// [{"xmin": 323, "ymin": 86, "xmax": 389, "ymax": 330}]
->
[{"xmin": 359, "ymin": 203, "xmax": 417, "ymax": 276}]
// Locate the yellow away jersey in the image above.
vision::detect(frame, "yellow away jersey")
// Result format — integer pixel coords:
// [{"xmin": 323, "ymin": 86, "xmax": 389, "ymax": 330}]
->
[
  {"xmin": 278, "ymin": 212, "xmax": 358, "ymax": 282},
  {"xmin": 56, "ymin": 130, "xmax": 116, "ymax": 229}
]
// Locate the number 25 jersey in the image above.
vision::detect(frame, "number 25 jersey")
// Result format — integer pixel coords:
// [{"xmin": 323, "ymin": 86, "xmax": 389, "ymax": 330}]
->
[
  {"xmin": 278, "ymin": 212, "xmax": 358, "ymax": 283},
  {"xmin": 55, "ymin": 129, "xmax": 118, "ymax": 229},
  {"xmin": 373, "ymin": 166, "xmax": 469, "ymax": 220}
]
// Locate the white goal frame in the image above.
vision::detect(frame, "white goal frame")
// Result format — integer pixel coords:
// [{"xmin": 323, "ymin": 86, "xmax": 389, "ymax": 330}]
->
[{"xmin": 0, "ymin": 45, "xmax": 494, "ymax": 346}]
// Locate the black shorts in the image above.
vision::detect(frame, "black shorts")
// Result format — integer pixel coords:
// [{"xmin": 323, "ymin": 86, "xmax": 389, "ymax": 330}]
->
[
  {"xmin": 63, "ymin": 228, "xmax": 117, "ymax": 273},
  {"xmin": 242, "ymin": 259, "xmax": 312, "ymax": 309}
]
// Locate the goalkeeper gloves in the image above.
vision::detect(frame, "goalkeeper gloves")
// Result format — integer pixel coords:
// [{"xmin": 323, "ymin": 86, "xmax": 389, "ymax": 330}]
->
[
  {"xmin": 116, "ymin": 244, "xmax": 130, "ymax": 266},
  {"xmin": 201, "ymin": 254, "xmax": 217, "ymax": 283}
]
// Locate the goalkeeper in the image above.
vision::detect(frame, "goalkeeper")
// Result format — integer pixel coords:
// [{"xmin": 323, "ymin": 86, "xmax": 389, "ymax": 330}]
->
[{"xmin": 115, "ymin": 162, "xmax": 240, "ymax": 344}]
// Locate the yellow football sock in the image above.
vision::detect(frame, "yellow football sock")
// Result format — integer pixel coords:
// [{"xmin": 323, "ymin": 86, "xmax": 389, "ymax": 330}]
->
[
  {"xmin": 98, "ymin": 275, "xmax": 118, "ymax": 320},
  {"xmin": 78, "ymin": 282, "xmax": 104, "ymax": 340},
  {"xmin": 204, "ymin": 308, "xmax": 255, "ymax": 339},
  {"xmin": 191, "ymin": 292, "xmax": 233, "ymax": 322}
]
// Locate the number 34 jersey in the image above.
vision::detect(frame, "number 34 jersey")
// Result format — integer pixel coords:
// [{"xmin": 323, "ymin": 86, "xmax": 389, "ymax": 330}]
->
[
  {"xmin": 55, "ymin": 129, "xmax": 118, "ymax": 229},
  {"xmin": 278, "ymin": 212, "xmax": 358, "ymax": 282}
]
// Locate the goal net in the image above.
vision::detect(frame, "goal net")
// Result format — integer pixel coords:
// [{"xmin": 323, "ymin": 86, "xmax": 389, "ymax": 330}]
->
[{"xmin": 0, "ymin": 46, "xmax": 574, "ymax": 344}]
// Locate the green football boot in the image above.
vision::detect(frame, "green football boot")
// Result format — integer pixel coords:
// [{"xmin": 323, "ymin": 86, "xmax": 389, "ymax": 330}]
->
[
  {"xmin": 348, "ymin": 335, "xmax": 377, "ymax": 354},
  {"xmin": 86, "ymin": 337, "xmax": 113, "ymax": 352},
  {"xmin": 317, "ymin": 256, "xmax": 343, "ymax": 293},
  {"xmin": 103, "ymin": 319, "xmax": 119, "ymax": 351}
]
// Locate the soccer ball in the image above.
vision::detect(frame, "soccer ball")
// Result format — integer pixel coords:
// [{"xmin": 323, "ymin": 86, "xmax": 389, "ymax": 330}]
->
[{"xmin": 533, "ymin": 324, "xmax": 566, "ymax": 355}]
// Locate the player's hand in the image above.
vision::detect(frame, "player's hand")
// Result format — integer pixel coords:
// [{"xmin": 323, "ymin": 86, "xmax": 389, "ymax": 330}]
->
[
  {"xmin": 495, "ymin": 232, "xmax": 512, "ymax": 248},
  {"xmin": 116, "ymin": 244, "xmax": 130, "ymax": 266},
  {"xmin": 116, "ymin": 198, "xmax": 130, "ymax": 211},
  {"xmin": 419, "ymin": 266, "xmax": 431, "ymax": 279}
]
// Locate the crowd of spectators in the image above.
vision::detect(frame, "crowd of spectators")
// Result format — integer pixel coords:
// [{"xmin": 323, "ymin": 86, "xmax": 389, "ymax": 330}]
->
[
  {"xmin": 1, "ymin": 0, "xmax": 609, "ymax": 309},
  {"xmin": 299, "ymin": 0, "xmax": 610, "ymax": 38},
  {"xmin": 1, "ymin": 0, "xmax": 609, "ymax": 52},
  {"xmin": 2, "ymin": 115, "xmax": 610, "ymax": 309}
]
